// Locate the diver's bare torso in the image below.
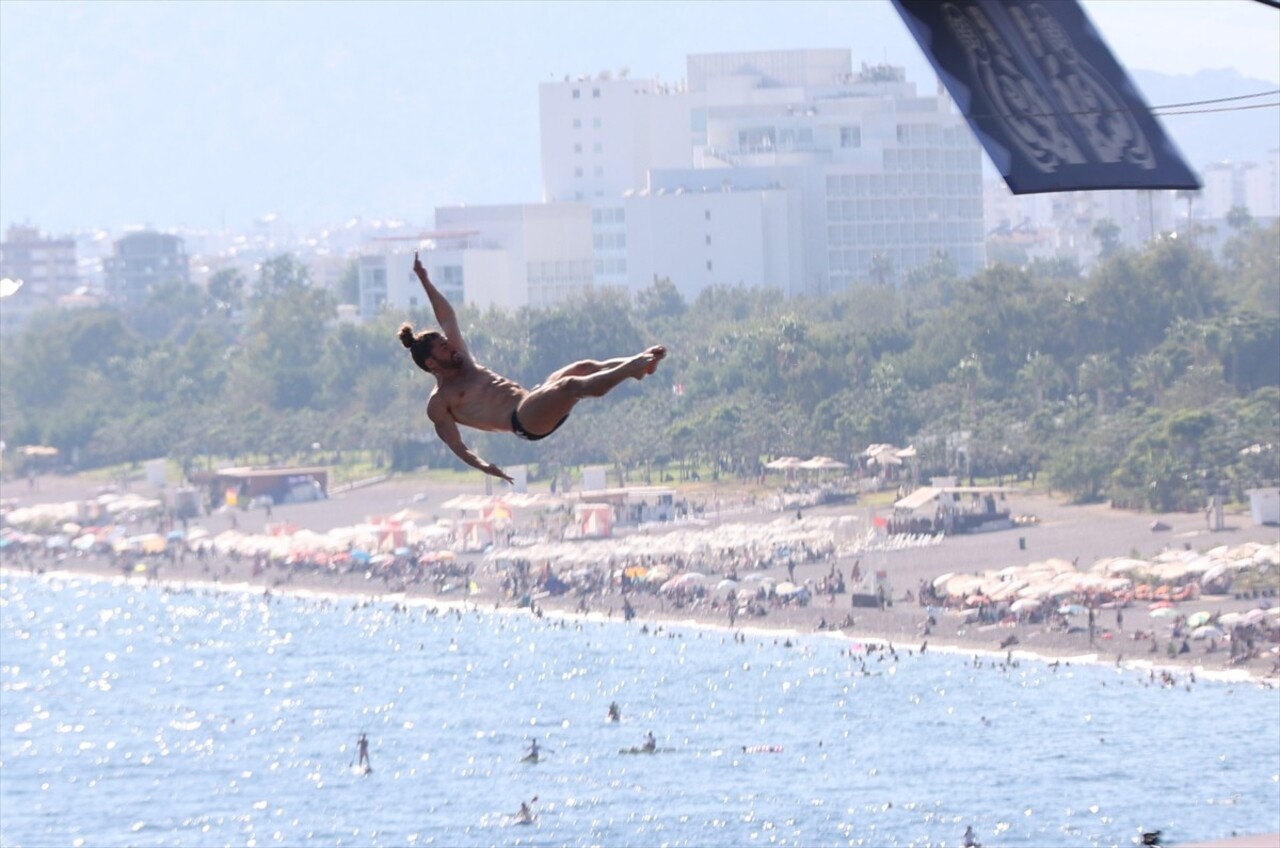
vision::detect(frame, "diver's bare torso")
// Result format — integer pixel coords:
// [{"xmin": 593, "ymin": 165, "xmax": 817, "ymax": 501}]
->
[{"xmin": 428, "ymin": 361, "xmax": 525, "ymax": 434}]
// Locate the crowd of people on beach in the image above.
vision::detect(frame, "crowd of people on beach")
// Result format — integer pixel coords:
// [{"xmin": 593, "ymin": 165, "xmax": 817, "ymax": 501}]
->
[{"xmin": 4, "ymin": 482, "xmax": 1279, "ymax": 678}]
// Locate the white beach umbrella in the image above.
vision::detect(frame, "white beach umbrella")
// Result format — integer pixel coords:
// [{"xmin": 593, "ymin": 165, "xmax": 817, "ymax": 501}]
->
[
  {"xmin": 1243, "ymin": 608, "xmax": 1268, "ymax": 625},
  {"xmin": 1191, "ymin": 625, "xmax": 1223, "ymax": 641},
  {"xmin": 989, "ymin": 581, "xmax": 1027, "ymax": 602},
  {"xmin": 1199, "ymin": 563, "xmax": 1229, "ymax": 584},
  {"xmin": 1101, "ymin": 557, "xmax": 1148, "ymax": 575},
  {"xmin": 1010, "ymin": 597, "xmax": 1041, "ymax": 614}
]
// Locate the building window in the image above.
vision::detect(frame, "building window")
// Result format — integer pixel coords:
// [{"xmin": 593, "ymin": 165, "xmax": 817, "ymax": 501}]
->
[
  {"xmin": 574, "ymin": 143, "xmax": 582, "ymax": 154},
  {"xmin": 705, "ymin": 235, "xmax": 712, "ymax": 246},
  {"xmin": 592, "ymin": 88, "xmax": 600, "ymax": 98},
  {"xmin": 840, "ymin": 126, "xmax": 862, "ymax": 148},
  {"xmin": 704, "ymin": 210, "xmax": 711, "ymax": 221},
  {"xmin": 706, "ymin": 260, "xmax": 713, "ymax": 271},
  {"xmin": 593, "ymin": 142, "xmax": 602, "ymax": 153},
  {"xmin": 573, "ymin": 88, "xmax": 580, "ymax": 99},
  {"xmin": 573, "ymin": 118, "xmax": 581, "ymax": 129},
  {"xmin": 592, "ymin": 117, "xmax": 602, "ymax": 129},
  {"xmin": 575, "ymin": 167, "xmax": 583, "ymax": 178},
  {"xmin": 738, "ymin": 127, "xmax": 775, "ymax": 151},
  {"xmin": 593, "ymin": 166, "xmax": 603, "ymax": 177}
]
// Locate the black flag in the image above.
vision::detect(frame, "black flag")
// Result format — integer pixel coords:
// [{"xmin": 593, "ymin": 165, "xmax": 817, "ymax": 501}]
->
[{"xmin": 892, "ymin": 0, "xmax": 1200, "ymax": 194}]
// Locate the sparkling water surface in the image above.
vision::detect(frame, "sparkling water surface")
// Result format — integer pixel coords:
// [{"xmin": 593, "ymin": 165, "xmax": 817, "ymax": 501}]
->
[{"xmin": 2, "ymin": 571, "xmax": 1277, "ymax": 847}]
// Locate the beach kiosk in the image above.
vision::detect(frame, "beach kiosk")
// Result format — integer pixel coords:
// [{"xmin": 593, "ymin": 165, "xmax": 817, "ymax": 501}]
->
[{"xmin": 1247, "ymin": 488, "xmax": 1280, "ymax": 526}]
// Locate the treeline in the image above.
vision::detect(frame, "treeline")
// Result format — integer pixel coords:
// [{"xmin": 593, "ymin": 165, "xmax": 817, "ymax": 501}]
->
[{"xmin": 1, "ymin": 224, "xmax": 1276, "ymax": 510}]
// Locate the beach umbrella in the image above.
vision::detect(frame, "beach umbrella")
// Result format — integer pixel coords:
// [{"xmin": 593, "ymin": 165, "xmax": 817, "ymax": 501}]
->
[
  {"xmin": 742, "ymin": 572, "xmax": 774, "ymax": 583},
  {"xmin": 1199, "ymin": 563, "xmax": 1229, "ymax": 585},
  {"xmin": 72, "ymin": 534, "xmax": 97, "ymax": 551},
  {"xmin": 801, "ymin": 455, "xmax": 849, "ymax": 470},
  {"xmin": 1101, "ymin": 557, "xmax": 1148, "ymax": 575},
  {"xmin": 933, "ymin": 572, "xmax": 956, "ymax": 590},
  {"xmin": 1186, "ymin": 611, "xmax": 1213, "ymax": 628},
  {"xmin": 659, "ymin": 572, "xmax": 706, "ymax": 593},
  {"xmin": 775, "ymin": 581, "xmax": 800, "ymax": 596},
  {"xmin": 350, "ymin": 549, "xmax": 371, "ymax": 563},
  {"xmin": 715, "ymin": 578, "xmax": 739, "ymax": 593},
  {"xmin": 1043, "ymin": 558, "xmax": 1077, "ymax": 574},
  {"xmin": 1058, "ymin": 603, "xmax": 1088, "ymax": 616},
  {"xmin": 1216, "ymin": 612, "xmax": 1243, "ymax": 626},
  {"xmin": 45, "ymin": 534, "xmax": 70, "ymax": 549},
  {"xmin": 1191, "ymin": 625, "xmax": 1223, "ymax": 641},
  {"xmin": 1243, "ymin": 608, "xmax": 1268, "ymax": 625},
  {"xmin": 989, "ymin": 581, "xmax": 1027, "ymax": 602},
  {"xmin": 1010, "ymin": 597, "xmax": 1041, "ymax": 613},
  {"xmin": 1149, "ymin": 607, "xmax": 1179, "ymax": 618}
]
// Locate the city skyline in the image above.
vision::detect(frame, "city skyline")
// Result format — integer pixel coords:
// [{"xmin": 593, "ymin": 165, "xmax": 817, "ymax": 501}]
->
[{"xmin": 2, "ymin": 0, "xmax": 1278, "ymax": 235}]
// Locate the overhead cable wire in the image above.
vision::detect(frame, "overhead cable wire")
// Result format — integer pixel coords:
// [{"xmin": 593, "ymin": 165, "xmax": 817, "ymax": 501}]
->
[
  {"xmin": 1154, "ymin": 101, "xmax": 1280, "ymax": 117},
  {"xmin": 968, "ymin": 89, "xmax": 1279, "ymax": 121}
]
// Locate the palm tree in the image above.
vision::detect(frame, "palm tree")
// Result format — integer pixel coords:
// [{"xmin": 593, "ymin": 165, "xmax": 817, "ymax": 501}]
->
[
  {"xmin": 1018, "ymin": 351, "xmax": 1064, "ymax": 412},
  {"xmin": 1078, "ymin": 353, "xmax": 1122, "ymax": 414},
  {"xmin": 1174, "ymin": 189, "xmax": 1200, "ymax": 243},
  {"xmin": 1132, "ymin": 351, "xmax": 1172, "ymax": 406},
  {"xmin": 868, "ymin": 252, "xmax": 894, "ymax": 288}
]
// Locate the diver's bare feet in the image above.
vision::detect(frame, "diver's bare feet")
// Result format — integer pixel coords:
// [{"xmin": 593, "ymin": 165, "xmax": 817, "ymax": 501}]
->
[{"xmin": 643, "ymin": 345, "xmax": 666, "ymax": 375}]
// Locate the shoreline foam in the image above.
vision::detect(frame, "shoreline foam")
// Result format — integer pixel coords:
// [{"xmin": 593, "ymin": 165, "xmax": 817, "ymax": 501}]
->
[{"xmin": 5, "ymin": 560, "xmax": 1273, "ymax": 686}]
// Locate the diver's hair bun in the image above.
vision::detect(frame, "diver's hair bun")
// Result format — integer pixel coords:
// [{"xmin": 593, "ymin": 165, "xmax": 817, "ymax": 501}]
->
[{"xmin": 398, "ymin": 323, "xmax": 416, "ymax": 349}]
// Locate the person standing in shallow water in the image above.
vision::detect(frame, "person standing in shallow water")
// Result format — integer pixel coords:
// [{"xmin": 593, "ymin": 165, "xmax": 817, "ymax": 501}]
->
[
  {"xmin": 399, "ymin": 252, "xmax": 666, "ymax": 483},
  {"xmin": 357, "ymin": 732, "xmax": 370, "ymax": 769}
]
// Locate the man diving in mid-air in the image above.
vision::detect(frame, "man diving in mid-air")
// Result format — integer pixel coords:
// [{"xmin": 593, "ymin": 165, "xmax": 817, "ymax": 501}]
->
[{"xmin": 400, "ymin": 253, "xmax": 665, "ymax": 482}]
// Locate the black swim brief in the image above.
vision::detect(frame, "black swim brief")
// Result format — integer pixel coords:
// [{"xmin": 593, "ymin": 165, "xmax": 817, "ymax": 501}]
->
[{"xmin": 511, "ymin": 408, "xmax": 568, "ymax": 441}]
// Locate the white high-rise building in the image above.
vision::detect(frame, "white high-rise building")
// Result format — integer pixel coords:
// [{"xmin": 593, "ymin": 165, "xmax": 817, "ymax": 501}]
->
[
  {"xmin": 1242, "ymin": 149, "xmax": 1280, "ymax": 220},
  {"xmin": 355, "ymin": 231, "xmax": 493, "ymax": 319},
  {"xmin": 436, "ymin": 203, "xmax": 594, "ymax": 310},
  {"xmin": 540, "ymin": 49, "xmax": 987, "ymax": 299},
  {"xmin": 540, "ymin": 73, "xmax": 693, "ymax": 288},
  {"xmin": 1198, "ymin": 153, "xmax": 1280, "ymax": 223},
  {"xmin": 984, "ymin": 179, "xmax": 1177, "ymax": 269}
]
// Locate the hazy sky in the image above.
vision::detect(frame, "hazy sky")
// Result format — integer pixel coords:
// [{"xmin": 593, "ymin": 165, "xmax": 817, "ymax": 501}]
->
[{"xmin": 1, "ymin": 0, "xmax": 1277, "ymax": 235}]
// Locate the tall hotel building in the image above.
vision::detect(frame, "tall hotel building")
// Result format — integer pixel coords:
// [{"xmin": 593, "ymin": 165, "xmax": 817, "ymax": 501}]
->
[{"xmin": 538, "ymin": 49, "xmax": 985, "ymax": 300}]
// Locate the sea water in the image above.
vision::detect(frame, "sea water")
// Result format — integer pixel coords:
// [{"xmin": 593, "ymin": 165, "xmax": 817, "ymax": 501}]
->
[{"xmin": 1, "ymin": 571, "xmax": 1277, "ymax": 848}]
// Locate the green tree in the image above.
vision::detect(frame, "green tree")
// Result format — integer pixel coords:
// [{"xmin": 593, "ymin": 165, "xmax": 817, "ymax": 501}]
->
[{"xmin": 1092, "ymin": 218, "xmax": 1122, "ymax": 259}]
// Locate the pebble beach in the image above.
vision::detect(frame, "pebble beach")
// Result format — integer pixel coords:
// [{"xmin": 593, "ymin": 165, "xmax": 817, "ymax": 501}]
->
[{"xmin": 5, "ymin": 471, "xmax": 1278, "ymax": 682}]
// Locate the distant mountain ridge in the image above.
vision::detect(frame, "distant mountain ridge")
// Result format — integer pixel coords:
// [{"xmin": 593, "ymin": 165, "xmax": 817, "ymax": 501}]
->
[{"xmin": 1129, "ymin": 67, "xmax": 1279, "ymax": 169}]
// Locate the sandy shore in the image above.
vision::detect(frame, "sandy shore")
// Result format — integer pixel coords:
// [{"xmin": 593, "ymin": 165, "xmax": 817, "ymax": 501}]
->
[{"xmin": 4, "ymin": 471, "xmax": 1279, "ymax": 682}]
